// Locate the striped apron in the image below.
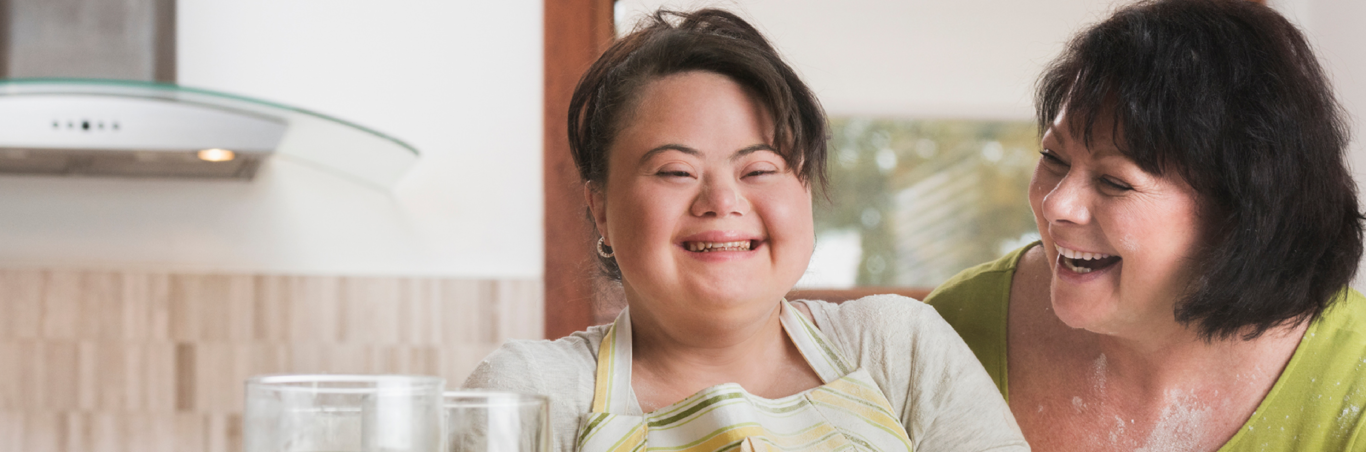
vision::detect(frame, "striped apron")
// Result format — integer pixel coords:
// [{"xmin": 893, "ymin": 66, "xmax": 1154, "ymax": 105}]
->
[{"xmin": 576, "ymin": 300, "xmax": 914, "ymax": 452}]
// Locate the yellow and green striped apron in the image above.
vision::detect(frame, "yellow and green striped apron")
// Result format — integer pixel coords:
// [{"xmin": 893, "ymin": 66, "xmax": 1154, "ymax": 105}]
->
[{"xmin": 576, "ymin": 300, "xmax": 914, "ymax": 452}]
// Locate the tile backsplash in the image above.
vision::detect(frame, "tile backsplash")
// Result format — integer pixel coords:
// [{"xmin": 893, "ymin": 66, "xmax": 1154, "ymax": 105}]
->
[{"xmin": 0, "ymin": 270, "xmax": 542, "ymax": 452}]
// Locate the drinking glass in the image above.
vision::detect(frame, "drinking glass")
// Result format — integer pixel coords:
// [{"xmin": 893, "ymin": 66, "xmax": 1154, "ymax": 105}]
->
[
  {"xmin": 245, "ymin": 374, "xmax": 445, "ymax": 452},
  {"xmin": 443, "ymin": 391, "xmax": 550, "ymax": 452}
]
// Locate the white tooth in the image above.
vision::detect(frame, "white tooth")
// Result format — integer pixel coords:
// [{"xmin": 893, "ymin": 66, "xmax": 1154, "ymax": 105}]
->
[
  {"xmin": 1063, "ymin": 258, "xmax": 1093, "ymax": 273},
  {"xmin": 1083, "ymin": 252, "xmax": 1093, "ymax": 260}
]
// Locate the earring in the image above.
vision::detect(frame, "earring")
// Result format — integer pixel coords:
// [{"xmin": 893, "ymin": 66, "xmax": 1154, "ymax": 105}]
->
[{"xmin": 597, "ymin": 237, "xmax": 614, "ymax": 258}]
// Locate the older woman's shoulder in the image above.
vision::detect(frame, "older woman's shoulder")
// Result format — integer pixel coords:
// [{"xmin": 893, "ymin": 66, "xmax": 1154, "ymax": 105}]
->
[{"xmin": 1224, "ymin": 287, "xmax": 1366, "ymax": 449}]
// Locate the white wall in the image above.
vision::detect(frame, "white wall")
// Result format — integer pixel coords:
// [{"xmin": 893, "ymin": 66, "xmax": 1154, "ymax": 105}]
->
[
  {"xmin": 616, "ymin": 0, "xmax": 1130, "ymax": 119},
  {"xmin": 1269, "ymin": 0, "xmax": 1366, "ymax": 289},
  {"xmin": 0, "ymin": 1, "xmax": 544, "ymax": 278}
]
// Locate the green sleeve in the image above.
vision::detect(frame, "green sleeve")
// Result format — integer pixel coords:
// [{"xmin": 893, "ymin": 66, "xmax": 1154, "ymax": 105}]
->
[
  {"xmin": 1221, "ymin": 287, "xmax": 1366, "ymax": 450},
  {"xmin": 923, "ymin": 245, "xmax": 1032, "ymax": 400}
]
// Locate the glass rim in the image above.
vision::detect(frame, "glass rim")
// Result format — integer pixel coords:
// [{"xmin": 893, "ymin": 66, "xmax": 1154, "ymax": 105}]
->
[
  {"xmin": 443, "ymin": 390, "xmax": 548, "ymax": 408},
  {"xmin": 248, "ymin": 374, "xmax": 445, "ymax": 393}
]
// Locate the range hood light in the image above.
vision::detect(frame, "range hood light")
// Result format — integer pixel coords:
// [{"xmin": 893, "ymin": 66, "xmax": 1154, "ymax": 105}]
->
[{"xmin": 197, "ymin": 148, "xmax": 236, "ymax": 162}]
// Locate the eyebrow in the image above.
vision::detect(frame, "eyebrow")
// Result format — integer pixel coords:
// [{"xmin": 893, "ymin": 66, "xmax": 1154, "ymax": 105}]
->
[
  {"xmin": 1045, "ymin": 125, "xmax": 1125, "ymax": 158},
  {"xmin": 1043, "ymin": 124, "xmax": 1069, "ymax": 145},
  {"xmin": 638, "ymin": 143, "xmax": 777, "ymax": 164}
]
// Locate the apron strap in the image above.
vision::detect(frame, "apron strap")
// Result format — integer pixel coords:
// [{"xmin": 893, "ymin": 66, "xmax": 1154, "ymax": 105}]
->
[
  {"xmin": 590, "ymin": 300, "xmax": 857, "ymax": 413},
  {"xmin": 591, "ymin": 308, "xmax": 635, "ymax": 414},
  {"xmin": 779, "ymin": 299, "xmax": 855, "ymax": 383}
]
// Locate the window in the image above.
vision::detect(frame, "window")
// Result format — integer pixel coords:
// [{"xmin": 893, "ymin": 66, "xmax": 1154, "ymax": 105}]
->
[{"xmin": 798, "ymin": 118, "xmax": 1041, "ymax": 289}]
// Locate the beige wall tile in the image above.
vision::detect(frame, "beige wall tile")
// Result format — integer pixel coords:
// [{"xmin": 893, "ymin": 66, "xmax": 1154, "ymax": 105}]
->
[
  {"xmin": 251, "ymin": 275, "xmax": 290, "ymax": 342},
  {"xmin": 0, "ymin": 343, "xmax": 16, "ymax": 410},
  {"xmin": 0, "ymin": 270, "xmax": 541, "ymax": 451},
  {"xmin": 0, "ymin": 411, "xmax": 22, "ymax": 451},
  {"xmin": 42, "ymin": 272, "xmax": 81, "ymax": 340},
  {"xmin": 0, "ymin": 270, "xmax": 45, "ymax": 340},
  {"xmin": 122, "ymin": 273, "xmax": 172, "ymax": 342},
  {"xmin": 83, "ymin": 273, "xmax": 122, "ymax": 341},
  {"xmin": 24, "ymin": 413, "xmax": 62, "ymax": 452},
  {"xmin": 295, "ymin": 276, "xmax": 343, "ymax": 343},
  {"xmin": 339, "ymin": 277, "xmax": 402, "ymax": 344}
]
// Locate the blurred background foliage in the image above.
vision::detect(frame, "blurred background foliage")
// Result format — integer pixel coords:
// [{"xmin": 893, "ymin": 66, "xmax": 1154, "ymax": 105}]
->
[{"xmin": 810, "ymin": 118, "xmax": 1041, "ymax": 287}]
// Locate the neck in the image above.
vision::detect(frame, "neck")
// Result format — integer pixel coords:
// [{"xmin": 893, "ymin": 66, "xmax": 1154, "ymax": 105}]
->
[
  {"xmin": 623, "ymin": 295, "xmax": 820, "ymax": 412},
  {"xmin": 1083, "ymin": 317, "xmax": 1307, "ymax": 397},
  {"xmin": 628, "ymin": 298, "xmax": 787, "ymax": 374},
  {"xmin": 1010, "ymin": 246, "xmax": 1312, "ymax": 451}
]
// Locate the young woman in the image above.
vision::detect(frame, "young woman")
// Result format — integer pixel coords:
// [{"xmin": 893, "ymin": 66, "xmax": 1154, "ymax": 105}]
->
[{"xmin": 466, "ymin": 9, "xmax": 1027, "ymax": 452}]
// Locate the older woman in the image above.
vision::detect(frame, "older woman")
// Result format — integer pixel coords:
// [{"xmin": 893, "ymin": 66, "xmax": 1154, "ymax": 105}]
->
[
  {"xmin": 466, "ymin": 9, "xmax": 1027, "ymax": 452},
  {"xmin": 926, "ymin": 0, "xmax": 1366, "ymax": 450}
]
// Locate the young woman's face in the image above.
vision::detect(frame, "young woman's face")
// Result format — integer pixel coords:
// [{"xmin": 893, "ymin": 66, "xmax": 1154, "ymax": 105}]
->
[
  {"xmin": 1030, "ymin": 108, "xmax": 1204, "ymax": 337},
  {"xmin": 589, "ymin": 71, "xmax": 814, "ymax": 323}
]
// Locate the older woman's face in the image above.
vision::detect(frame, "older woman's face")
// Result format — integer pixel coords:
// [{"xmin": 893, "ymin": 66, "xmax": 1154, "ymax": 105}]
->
[
  {"xmin": 1030, "ymin": 108, "xmax": 1203, "ymax": 337},
  {"xmin": 589, "ymin": 71, "xmax": 814, "ymax": 322}
]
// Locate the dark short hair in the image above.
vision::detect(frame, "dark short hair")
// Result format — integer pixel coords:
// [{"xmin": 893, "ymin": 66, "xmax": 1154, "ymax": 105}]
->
[
  {"xmin": 1037, "ymin": 0, "xmax": 1364, "ymax": 340},
  {"xmin": 568, "ymin": 9, "xmax": 828, "ymax": 280}
]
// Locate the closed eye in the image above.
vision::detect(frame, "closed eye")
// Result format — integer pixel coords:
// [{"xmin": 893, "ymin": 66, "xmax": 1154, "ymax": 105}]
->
[
  {"xmin": 657, "ymin": 170, "xmax": 693, "ymax": 178},
  {"xmin": 1039, "ymin": 149, "xmax": 1068, "ymax": 166},
  {"xmin": 1099, "ymin": 176, "xmax": 1133, "ymax": 191}
]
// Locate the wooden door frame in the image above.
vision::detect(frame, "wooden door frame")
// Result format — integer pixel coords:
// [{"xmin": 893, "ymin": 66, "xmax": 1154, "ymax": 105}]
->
[{"xmin": 543, "ymin": 0, "xmax": 616, "ymax": 338}]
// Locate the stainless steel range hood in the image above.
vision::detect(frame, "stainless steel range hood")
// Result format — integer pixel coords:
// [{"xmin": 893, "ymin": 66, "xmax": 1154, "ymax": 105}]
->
[{"xmin": 0, "ymin": 0, "xmax": 418, "ymax": 186}]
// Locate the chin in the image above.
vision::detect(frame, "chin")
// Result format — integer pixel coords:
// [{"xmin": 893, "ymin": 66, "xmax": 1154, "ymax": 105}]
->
[
  {"xmin": 696, "ymin": 285, "xmax": 774, "ymax": 305},
  {"xmin": 1049, "ymin": 289, "xmax": 1118, "ymax": 333}
]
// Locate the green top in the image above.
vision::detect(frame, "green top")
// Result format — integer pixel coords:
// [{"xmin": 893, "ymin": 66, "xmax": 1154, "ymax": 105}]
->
[{"xmin": 925, "ymin": 243, "xmax": 1366, "ymax": 450}]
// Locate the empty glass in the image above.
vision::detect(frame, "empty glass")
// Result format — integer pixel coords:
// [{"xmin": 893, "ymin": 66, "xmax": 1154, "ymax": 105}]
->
[
  {"xmin": 245, "ymin": 374, "xmax": 445, "ymax": 452},
  {"xmin": 443, "ymin": 391, "xmax": 550, "ymax": 452}
]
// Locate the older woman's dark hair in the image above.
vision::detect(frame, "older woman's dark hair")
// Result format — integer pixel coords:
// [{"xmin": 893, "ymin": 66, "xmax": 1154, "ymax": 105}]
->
[
  {"xmin": 1038, "ymin": 0, "xmax": 1364, "ymax": 340},
  {"xmin": 568, "ymin": 9, "xmax": 827, "ymax": 280}
]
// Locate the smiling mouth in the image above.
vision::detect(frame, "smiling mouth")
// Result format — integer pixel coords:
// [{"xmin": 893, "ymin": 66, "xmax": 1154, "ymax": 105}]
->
[
  {"xmin": 685, "ymin": 240, "xmax": 756, "ymax": 252},
  {"xmin": 1056, "ymin": 244, "xmax": 1122, "ymax": 274}
]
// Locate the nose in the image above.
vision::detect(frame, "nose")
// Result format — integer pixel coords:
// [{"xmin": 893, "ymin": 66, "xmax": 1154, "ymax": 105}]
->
[
  {"xmin": 690, "ymin": 174, "xmax": 750, "ymax": 218},
  {"xmin": 1041, "ymin": 171, "xmax": 1091, "ymax": 226}
]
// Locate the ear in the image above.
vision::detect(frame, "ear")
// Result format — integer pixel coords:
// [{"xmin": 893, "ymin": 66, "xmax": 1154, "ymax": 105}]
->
[{"xmin": 585, "ymin": 181, "xmax": 611, "ymax": 246}]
